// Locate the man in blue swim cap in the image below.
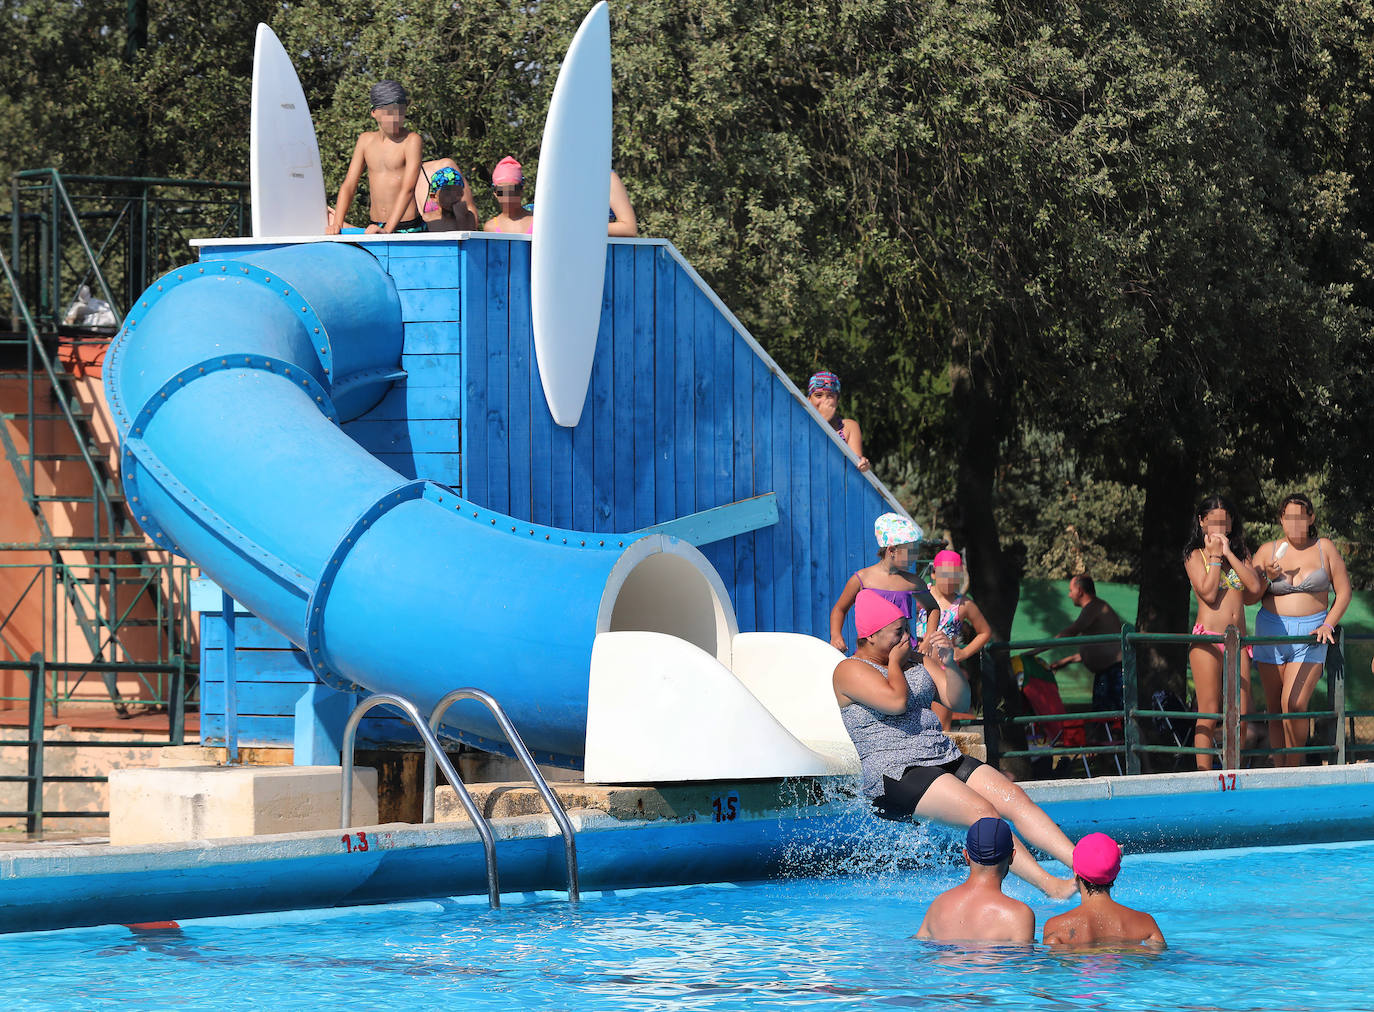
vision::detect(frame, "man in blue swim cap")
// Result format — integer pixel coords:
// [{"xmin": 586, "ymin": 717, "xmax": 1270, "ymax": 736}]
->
[{"xmin": 916, "ymin": 817, "xmax": 1035, "ymax": 944}]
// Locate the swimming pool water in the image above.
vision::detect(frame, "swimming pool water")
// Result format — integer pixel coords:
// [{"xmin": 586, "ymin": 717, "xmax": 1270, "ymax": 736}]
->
[{"xmin": 10, "ymin": 837, "xmax": 1373, "ymax": 1010}]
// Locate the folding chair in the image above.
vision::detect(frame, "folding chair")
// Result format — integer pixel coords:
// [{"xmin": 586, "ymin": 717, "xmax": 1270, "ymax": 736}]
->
[
  {"xmin": 1013, "ymin": 654, "xmax": 1091, "ymax": 777},
  {"xmin": 1150, "ymin": 689, "xmax": 1195, "ymax": 772}
]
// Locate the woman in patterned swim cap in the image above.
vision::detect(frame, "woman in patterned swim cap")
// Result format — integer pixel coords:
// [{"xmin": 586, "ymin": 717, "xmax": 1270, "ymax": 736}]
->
[
  {"xmin": 807, "ymin": 371, "xmax": 868, "ymax": 471},
  {"xmin": 829, "ymin": 512, "xmax": 939, "ymax": 656}
]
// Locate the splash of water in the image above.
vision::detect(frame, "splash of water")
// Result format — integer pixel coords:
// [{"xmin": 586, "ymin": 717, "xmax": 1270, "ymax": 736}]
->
[{"xmin": 770, "ymin": 775, "xmax": 965, "ymax": 881}]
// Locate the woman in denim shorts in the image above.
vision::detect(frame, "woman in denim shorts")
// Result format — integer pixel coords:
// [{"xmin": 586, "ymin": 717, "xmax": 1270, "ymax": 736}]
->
[{"xmin": 1251, "ymin": 494, "xmax": 1352, "ymax": 766}]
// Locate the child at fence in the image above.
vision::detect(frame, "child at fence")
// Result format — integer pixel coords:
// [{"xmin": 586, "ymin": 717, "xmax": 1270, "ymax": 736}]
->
[
  {"xmin": 414, "ymin": 158, "xmax": 479, "ymax": 229},
  {"xmin": 1182, "ymin": 495, "xmax": 1263, "ymax": 771},
  {"xmin": 327, "ymin": 80, "xmax": 425, "ymax": 235},
  {"xmin": 922, "ymin": 549, "xmax": 992, "ymax": 729}
]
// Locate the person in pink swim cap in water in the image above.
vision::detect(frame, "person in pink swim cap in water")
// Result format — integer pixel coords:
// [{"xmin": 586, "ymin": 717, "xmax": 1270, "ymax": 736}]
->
[
  {"xmin": 484, "ymin": 156, "xmax": 534, "ymax": 234},
  {"xmin": 1043, "ymin": 833, "xmax": 1166, "ymax": 948}
]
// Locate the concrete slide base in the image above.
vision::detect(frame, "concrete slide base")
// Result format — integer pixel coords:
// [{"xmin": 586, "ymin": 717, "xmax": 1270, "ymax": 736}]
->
[{"xmin": 108, "ymin": 765, "xmax": 378, "ymax": 845}]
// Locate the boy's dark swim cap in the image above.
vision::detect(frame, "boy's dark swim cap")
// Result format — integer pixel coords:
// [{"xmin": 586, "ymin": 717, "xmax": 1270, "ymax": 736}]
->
[
  {"xmin": 966, "ymin": 817, "xmax": 1014, "ymax": 865},
  {"xmin": 370, "ymin": 80, "xmax": 409, "ymax": 108}
]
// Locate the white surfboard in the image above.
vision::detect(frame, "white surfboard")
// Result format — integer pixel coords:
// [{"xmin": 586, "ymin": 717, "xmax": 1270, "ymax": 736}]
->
[
  {"xmin": 250, "ymin": 24, "xmax": 328, "ymax": 237},
  {"xmin": 530, "ymin": 2, "xmax": 613, "ymax": 428}
]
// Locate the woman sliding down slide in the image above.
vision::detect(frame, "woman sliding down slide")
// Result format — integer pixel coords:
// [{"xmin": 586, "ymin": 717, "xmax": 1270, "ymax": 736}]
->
[{"xmin": 834, "ymin": 589, "xmax": 1078, "ymax": 898}]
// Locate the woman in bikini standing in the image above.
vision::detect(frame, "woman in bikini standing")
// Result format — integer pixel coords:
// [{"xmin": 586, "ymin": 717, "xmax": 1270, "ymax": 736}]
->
[
  {"xmin": 1251, "ymin": 494, "xmax": 1352, "ymax": 766},
  {"xmin": 1182, "ymin": 495, "xmax": 1263, "ymax": 770},
  {"xmin": 834, "ymin": 589, "xmax": 1077, "ymax": 897}
]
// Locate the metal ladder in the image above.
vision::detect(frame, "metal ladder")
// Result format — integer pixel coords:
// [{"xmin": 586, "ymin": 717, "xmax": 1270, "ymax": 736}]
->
[{"xmin": 340, "ymin": 688, "xmax": 579, "ymax": 909}]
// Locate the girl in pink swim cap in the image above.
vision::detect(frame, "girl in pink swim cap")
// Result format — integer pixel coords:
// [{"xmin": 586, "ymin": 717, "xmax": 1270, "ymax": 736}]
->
[
  {"xmin": 484, "ymin": 156, "xmax": 534, "ymax": 235},
  {"xmin": 921, "ymin": 549, "xmax": 993, "ymax": 730}
]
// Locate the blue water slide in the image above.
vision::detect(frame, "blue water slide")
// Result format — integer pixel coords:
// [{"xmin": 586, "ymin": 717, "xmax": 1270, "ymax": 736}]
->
[{"xmin": 104, "ymin": 242, "xmax": 690, "ymax": 765}]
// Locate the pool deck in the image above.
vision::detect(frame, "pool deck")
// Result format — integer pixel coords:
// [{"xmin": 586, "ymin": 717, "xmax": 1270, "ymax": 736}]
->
[{"xmin": 4, "ymin": 765, "xmax": 1373, "ymax": 933}]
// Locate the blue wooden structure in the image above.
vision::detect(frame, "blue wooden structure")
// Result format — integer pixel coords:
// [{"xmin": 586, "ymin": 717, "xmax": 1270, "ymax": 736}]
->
[{"xmin": 191, "ymin": 234, "xmax": 903, "ymax": 754}]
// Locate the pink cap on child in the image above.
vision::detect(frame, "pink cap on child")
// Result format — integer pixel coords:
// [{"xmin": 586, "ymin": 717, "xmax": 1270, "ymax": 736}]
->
[
  {"xmin": 1072, "ymin": 832, "xmax": 1122, "ymax": 884},
  {"xmin": 492, "ymin": 156, "xmax": 524, "ymax": 186},
  {"xmin": 855, "ymin": 589, "xmax": 905, "ymax": 639},
  {"xmin": 932, "ymin": 549, "xmax": 963, "ymax": 569}
]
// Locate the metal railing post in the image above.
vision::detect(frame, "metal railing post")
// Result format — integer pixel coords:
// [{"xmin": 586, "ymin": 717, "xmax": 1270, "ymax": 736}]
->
[
  {"xmin": 341, "ymin": 693, "xmax": 502, "ymax": 909},
  {"xmin": 25, "ymin": 653, "xmax": 45, "ymax": 835},
  {"xmin": 222, "ymin": 590, "xmax": 238, "ymax": 765},
  {"xmin": 170, "ymin": 652, "xmax": 186, "ymax": 746},
  {"xmin": 1122, "ymin": 623, "xmax": 1141, "ymax": 775},
  {"xmin": 1332, "ymin": 625, "xmax": 1347, "ymax": 765},
  {"xmin": 1222, "ymin": 625, "xmax": 1242, "ymax": 770},
  {"xmin": 424, "ymin": 688, "xmax": 580, "ymax": 903},
  {"xmin": 9, "ymin": 173, "xmax": 18, "ymax": 330},
  {"xmin": 980, "ymin": 648, "xmax": 1000, "ymax": 767}
]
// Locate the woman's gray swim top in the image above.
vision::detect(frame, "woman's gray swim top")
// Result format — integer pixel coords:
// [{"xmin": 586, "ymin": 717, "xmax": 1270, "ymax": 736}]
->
[{"xmin": 840, "ymin": 657, "xmax": 960, "ymax": 799}]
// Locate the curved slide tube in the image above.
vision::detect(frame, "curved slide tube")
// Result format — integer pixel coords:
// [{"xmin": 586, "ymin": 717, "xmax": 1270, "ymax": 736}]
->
[{"xmin": 104, "ymin": 241, "xmax": 858, "ymax": 775}]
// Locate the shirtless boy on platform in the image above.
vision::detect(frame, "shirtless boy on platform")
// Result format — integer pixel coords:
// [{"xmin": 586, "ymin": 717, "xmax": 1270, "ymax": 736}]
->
[
  {"xmin": 328, "ymin": 81, "xmax": 424, "ymax": 235},
  {"xmin": 1043, "ymin": 833, "xmax": 1165, "ymax": 948},
  {"xmin": 916, "ymin": 818, "xmax": 1036, "ymax": 944}
]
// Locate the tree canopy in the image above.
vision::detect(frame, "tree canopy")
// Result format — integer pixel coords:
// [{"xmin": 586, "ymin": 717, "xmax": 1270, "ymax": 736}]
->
[{"xmin": 4, "ymin": 0, "xmax": 1373, "ymax": 695}]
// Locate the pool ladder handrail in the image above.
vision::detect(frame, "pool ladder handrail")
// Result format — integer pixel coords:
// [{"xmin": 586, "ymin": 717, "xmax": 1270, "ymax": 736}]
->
[
  {"xmin": 339, "ymin": 689, "xmax": 579, "ymax": 909},
  {"xmin": 422, "ymin": 688, "xmax": 579, "ymax": 903}
]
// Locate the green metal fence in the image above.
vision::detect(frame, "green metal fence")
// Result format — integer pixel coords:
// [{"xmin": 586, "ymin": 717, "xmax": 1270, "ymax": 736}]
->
[
  {"xmin": 980, "ymin": 626, "xmax": 1368, "ymax": 774},
  {"xmin": 6, "ymin": 169, "xmax": 249, "ymax": 331},
  {"xmin": 0, "ymin": 653, "xmax": 186, "ymax": 834},
  {"xmin": 0, "ymin": 559, "xmax": 196, "ymax": 707}
]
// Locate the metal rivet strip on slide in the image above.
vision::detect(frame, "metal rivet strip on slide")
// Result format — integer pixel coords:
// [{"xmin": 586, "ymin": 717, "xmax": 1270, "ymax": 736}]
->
[
  {"xmin": 120, "ymin": 354, "xmax": 338, "ymax": 562},
  {"xmin": 123, "ymin": 436, "xmax": 315, "ymax": 593},
  {"xmin": 304, "ymin": 479, "xmax": 432, "ymax": 692},
  {"xmin": 113, "ymin": 259, "xmax": 336, "ymax": 381},
  {"xmin": 422, "ymin": 483, "xmax": 629, "ymax": 550},
  {"xmin": 331, "ymin": 366, "xmax": 408, "ymax": 402}
]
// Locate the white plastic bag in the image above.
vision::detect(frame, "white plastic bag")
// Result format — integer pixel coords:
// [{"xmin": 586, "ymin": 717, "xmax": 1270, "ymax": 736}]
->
[{"xmin": 62, "ymin": 285, "xmax": 117, "ymax": 328}]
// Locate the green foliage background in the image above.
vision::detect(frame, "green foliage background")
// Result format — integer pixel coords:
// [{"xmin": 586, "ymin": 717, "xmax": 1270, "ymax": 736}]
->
[{"xmin": 4, "ymin": 0, "xmax": 1374, "ymax": 692}]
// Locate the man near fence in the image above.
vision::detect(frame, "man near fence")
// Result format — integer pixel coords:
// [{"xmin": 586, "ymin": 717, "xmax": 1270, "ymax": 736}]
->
[{"xmin": 1051, "ymin": 575, "xmax": 1124, "ymax": 716}]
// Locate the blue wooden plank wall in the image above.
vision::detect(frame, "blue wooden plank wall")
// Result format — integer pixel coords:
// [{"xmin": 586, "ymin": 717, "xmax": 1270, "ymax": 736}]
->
[
  {"xmin": 198, "ymin": 614, "xmax": 421, "ymax": 749},
  {"xmin": 460, "ymin": 238, "xmax": 894, "ymax": 644},
  {"xmin": 193, "ymin": 234, "xmax": 897, "ymax": 748},
  {"xmin": 341, "ymin": 241, "xmax": 463, "ymax": 487}
]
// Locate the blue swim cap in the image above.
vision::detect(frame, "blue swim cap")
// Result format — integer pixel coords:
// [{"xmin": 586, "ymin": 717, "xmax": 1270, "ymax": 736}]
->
[{"xmin": 966, "ymin": 817, "xmax": 1014, "ymax": 865}]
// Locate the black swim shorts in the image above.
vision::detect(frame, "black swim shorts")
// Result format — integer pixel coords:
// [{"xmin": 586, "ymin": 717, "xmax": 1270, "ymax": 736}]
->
[{"xmin": 872, "ymin": 754, "xmax": 985, "ymax": 822}]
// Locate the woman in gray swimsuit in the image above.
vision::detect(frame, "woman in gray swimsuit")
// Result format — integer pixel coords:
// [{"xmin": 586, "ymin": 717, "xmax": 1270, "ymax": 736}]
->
[
  {"xmin": 1251, "ymin": 494, "xmax": 1352, "ymax": 766},
  {"xmin": 833, "ymin": 589, "xmax": 1077, "ymax": 898}
]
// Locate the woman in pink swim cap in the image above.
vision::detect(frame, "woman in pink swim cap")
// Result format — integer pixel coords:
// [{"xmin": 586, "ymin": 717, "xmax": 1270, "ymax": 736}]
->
[
  {"xmin": 484, "ymin": 156, "xmax": 534, "ymax": 234},
  {"xmin": 832, "ymin": 587, "xmax": 1078, "ymax": 899}
]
